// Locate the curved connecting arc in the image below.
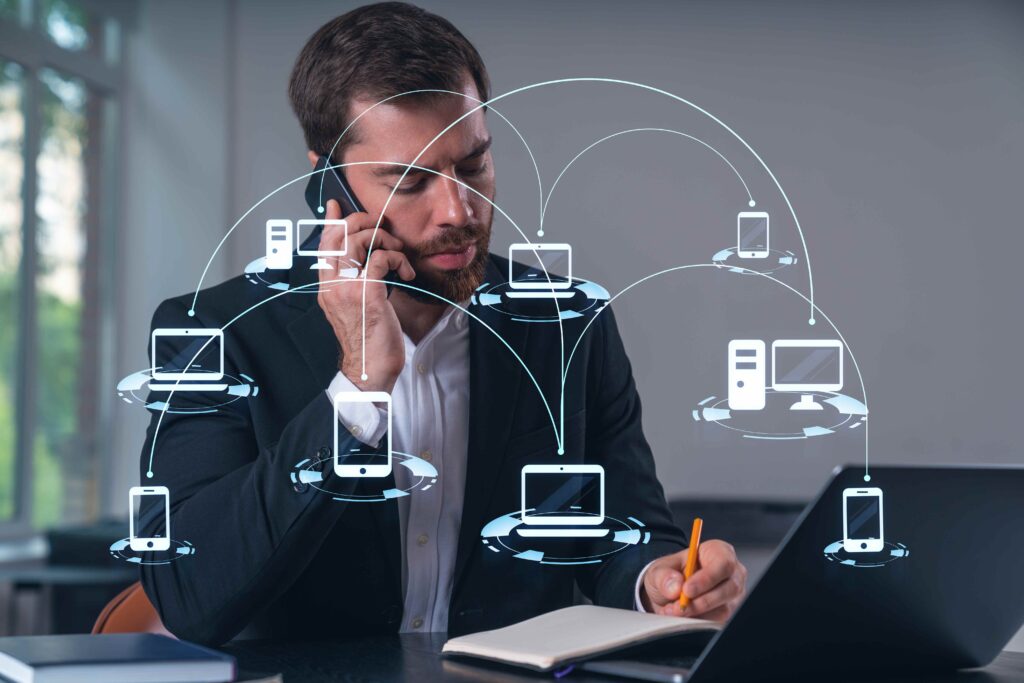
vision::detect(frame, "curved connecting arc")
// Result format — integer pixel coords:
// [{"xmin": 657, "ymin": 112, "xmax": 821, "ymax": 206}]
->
[
  {"xmin": 541, "ymin": 127, "xmax": 755, "ymax": 231},
  {"xmin": 148, "ymin": 277, "xmax": 559, "ymax": 477},
  {"xmin": 318, "ymin": 88, "xmax": 544, "ymax": 234},
  {"xmin": 363, "ymin": 77, "xmax": 816, "ymax": 327},
  {"xmin": 189, "ymin": 160, "xmax": 525, "ymax": 314},
  {"xmin": 189, "ymin": 92, "xmax": 543, "ymax": 316},
  {"xmin": 560, "ymin": 263, "xmax": 870, "ymax": 478}
]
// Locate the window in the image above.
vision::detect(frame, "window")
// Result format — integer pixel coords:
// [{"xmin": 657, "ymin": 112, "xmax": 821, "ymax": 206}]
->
[{"xmin": 0, "ymin": 0, "xmax": 124, "ymax": 532}]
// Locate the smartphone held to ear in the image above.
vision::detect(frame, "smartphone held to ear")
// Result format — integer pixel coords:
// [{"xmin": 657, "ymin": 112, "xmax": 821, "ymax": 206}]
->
[{"xmin": 304, "ymin": 155, "xmax": 401, "ymax": 295}]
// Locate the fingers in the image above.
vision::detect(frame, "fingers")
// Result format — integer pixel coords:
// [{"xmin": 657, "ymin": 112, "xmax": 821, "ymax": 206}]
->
[
  {"xmin": 682, "ymin": 541, "xmax": 737, "ymax": 599},
  {"xmin": 682, "ymin": 570, "xmax": 743, "ymax": 618},
  {"xmin": 645, "ymin": 562, "xmax": 685, "ymax": 608},
  {"xmin": 364, "ymin": 249, "xmax": 415, "ymax": 283}
]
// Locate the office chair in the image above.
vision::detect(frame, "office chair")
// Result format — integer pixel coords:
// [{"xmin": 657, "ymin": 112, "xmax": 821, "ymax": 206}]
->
[{"xmin": 91, "ymin": 581, "xmax": 172, "ymax": 636}]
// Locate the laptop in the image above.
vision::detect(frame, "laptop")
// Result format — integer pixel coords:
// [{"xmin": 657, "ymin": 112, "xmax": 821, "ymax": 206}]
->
[
  {"xmin": 506, "ymin": 243, "xmax": 576, "ymax": 299},
  {"xmin": 148, "ymin": 328, "xmax": 228, "ymax": 392},
  {"xmin": 516, "ymin": 464, "xmax": 610, "ymax": 538},
  {"xmin": 594, "ymin": 464, "xmax": 1024, "ymax": 682}
]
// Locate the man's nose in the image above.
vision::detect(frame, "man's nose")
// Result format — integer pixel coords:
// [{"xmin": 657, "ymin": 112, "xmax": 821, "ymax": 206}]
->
[{"xmin": 436, "ymin": 176, "xmax": 473, "ymax": 228}]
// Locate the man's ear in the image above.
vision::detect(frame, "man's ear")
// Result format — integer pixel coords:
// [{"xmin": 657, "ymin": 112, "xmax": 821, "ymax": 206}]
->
[{"xmin": 306, "ymin": 150, "xmax": 319, "ymax": 168}]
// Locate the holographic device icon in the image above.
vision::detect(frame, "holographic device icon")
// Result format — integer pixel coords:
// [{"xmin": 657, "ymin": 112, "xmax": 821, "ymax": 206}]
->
[
  {"xmin": 333, "ymin": 391, "xmax": 393, "ymax": 478},
  {"xmin": 129, "ymin": 485, "xmax": 171, "ymax": 552},
  {"xmin": 506, "ymin": 243, "xmax": 575, "ymax": 299},
  {"xmin": 842, "ymin": 487, "xmax": 884, "ymax": 553},
  {"xmin": 297, "ymin": 218, "xmax": 348, "ymax": 270},
  {"xmin": 727, "ymin": 340, "xmax": 766, "ymax": 410},
  {"xmin": 265, "ymin": 219, "xmax": 294, "ymax": 270},
  {"xmin": 737, "ymin": 211, "xmax": 769, "ymax": 259},
  {"xmin": 771, "ymin": 339, "xmax": 844, "ymax": 411},
  {"xmin": 517, "ymin": 464, "xmax": 609, "ymax": 538},
  {"xmin": 149, "ymin": 328, "xmax": 228, "ymax": 392}
]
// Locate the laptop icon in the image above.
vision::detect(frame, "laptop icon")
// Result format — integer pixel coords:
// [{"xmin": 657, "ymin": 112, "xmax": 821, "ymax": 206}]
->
[
  {"xmin": 517, "ymin": 464, "xmax": 610, "ymax": 538},
  {"xmin": 506, "ymin": 243, "xmax": 576, "ymax": 299},
  {"xmin": 148, "ymin": 328, "xmax": 228, "ymax": 392}
]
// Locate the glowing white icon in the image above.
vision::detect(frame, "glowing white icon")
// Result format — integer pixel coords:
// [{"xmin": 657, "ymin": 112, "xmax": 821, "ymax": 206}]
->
[
  {"xmin": 728, "ymin": 340, "xmax": 766, "ymax": 411},
  {"xmin": 506, "ymin": 243, "xmax": 575, "ymax": 299},
  {"xmin": 517, "ymin": 464, "xmax": 609, "ymax": 538},
  {"xmin": 842, "ymin": 487, "xmax": 884, "ymax": 553},
  {"xmin": 771, "ymin": 339, "xmax": 843, "ymax": 411},
  {"xmin": 149, "ymin": 328, "xmax": 228, "ymax": 392},
  {"xmin": 333, "ymin": 391, "xmax": 393, "ymax": 478},
  {"xmin": 129, "ymin": 486, "xmax": 171, "ymax": 552},
  {"xmin": 737, "ymin": 211, "xmax": 769, "ymax": 259},
  {"xmin": 265, "ymin": 219, "xmax": 294, "ymax": 270},
  {"xmin": 297, "ymin": 218, "xmax": 348, "ymax": 271}
]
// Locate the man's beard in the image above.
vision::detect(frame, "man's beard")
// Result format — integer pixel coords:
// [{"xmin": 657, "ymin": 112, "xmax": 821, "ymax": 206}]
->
[{"xmin": 404, "ymin": 223, "xmax": 491, "ymax": 305}]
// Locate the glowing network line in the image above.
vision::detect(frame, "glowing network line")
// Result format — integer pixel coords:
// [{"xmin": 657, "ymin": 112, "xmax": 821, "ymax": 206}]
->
[
  {"xmin": 560, "ymin": 263, "xmax": 871, "ymax": 481},
  {"xmin": 540, "ymin": 127, "xmax": 756, "ymax": 234},
  {"xmin": 317, "ymin": 88, "xmax": 545, "ymax": 234},
  {"xmin": 147, "ymin": 277, "xmax": 559, "ymax": 478},
  {"xmin": 360, "ymin": 77, "xmax": 818, "ymax": 342}
]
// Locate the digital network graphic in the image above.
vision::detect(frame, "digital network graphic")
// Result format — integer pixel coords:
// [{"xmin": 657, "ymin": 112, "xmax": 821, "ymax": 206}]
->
[{"xmin": 114, "ymin": 77, "xmax": 886, "ymax": 569}]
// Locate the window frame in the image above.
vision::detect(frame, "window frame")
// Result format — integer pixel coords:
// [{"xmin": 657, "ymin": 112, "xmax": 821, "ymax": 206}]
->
[{"xmin": 0, "ymin": 0, "xmax": 131, "ymax": 537}]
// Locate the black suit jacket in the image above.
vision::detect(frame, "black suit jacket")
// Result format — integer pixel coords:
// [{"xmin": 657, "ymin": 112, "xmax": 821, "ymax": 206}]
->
[{"xmin": 138, "ymin": 253, "xmax": 685, "ymax": 645}]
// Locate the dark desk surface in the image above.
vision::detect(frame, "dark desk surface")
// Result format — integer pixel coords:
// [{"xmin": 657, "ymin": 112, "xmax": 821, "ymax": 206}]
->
[{"xmin": 222, "ymin": 633, "xmax": 1024, "ymax": 683}]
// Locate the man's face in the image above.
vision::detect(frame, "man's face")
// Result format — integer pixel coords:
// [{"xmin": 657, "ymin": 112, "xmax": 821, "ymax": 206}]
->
[{"xmin": 338, "ymin": 80, "xmax": 495, "ymax": 304}]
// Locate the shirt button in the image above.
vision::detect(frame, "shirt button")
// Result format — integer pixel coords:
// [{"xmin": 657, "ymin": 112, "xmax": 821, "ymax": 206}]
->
[
  {"xmin": 417, "ymin": 533, "xmax": 429, "ymax": 546},
  {"xmin": 349, "ymin": 424, "xmax": 362, "ymax": 436},
  {"xmin": 317, "ymin": 446, "xmax": 331, "ymax": 459},
  {"xmin": 420, "ymin": 450, "xmax": 432, "ymax": 462},
  {"xmin": 416, "ymin": 363, "xmax": 427, "ymax": 375},
  {"xmin": 412, "ymin": 617, "xmax": 424, "ymax": 629}
]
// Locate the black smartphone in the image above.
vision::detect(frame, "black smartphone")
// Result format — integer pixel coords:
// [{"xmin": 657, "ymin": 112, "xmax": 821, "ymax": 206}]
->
[{"xmin": 304, "ymin": 155, "xmax": 399, "ymax": 295}]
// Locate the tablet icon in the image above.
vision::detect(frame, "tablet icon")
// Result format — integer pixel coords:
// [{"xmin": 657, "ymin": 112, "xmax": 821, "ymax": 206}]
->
[
  {"xmin": 516, "ymin": 464, "xmax": 609, "ymax": 538},
  {"xmin": 333, "ymin": 391, "xmax": 392, "ymax": 478}
]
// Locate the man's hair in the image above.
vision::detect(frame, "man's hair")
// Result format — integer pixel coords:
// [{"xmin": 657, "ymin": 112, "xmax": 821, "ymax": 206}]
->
[{"xmin": 288, "ymin": 2, "xmax": 490, "ymax": 158}]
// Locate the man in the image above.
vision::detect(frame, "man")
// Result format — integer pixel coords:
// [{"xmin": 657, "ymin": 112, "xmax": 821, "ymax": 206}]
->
[{"xmin": 139, "ymin": 2, "xmax": 746, "ymax": 645}]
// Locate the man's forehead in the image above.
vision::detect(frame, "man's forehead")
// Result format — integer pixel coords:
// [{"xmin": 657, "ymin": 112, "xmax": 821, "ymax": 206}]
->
[{"xmin": 345, "ymin": 90, "xmax": 489, "ymax": 163}]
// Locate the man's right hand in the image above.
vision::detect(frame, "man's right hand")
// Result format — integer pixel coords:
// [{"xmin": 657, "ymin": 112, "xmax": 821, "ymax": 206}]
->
[{"xmin": 316, "ymin": 199, "xmax": 415, "ymax": 393}]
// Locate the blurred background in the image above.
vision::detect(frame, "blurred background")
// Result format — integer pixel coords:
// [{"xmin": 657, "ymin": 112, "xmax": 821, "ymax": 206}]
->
[{"xmin": 0, "ymin": 0, "xmax": 1021, "ymax": 645}]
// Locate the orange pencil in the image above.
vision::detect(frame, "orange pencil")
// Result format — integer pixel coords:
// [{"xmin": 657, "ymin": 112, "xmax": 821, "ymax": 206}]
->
[{"xmin": 678, "ymin": 517, "xmax": 703, "ymax": 609}]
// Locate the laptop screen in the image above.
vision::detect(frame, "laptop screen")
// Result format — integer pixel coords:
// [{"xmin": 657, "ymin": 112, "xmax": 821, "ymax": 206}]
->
[
  {"xmin": 152, "ymin": 331, "xmax": 224, "ymax": 380},
  {"xmin": 510, "ymin": 245, "xmax": 571, "ymax": 289},
  {"xmin": 524, "ymin": 471, "xmax": 602, "ymax": 519}
]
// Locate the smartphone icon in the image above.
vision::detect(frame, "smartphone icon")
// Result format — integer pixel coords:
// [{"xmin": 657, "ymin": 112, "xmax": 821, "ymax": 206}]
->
[
  {"xmin": 843, "ymin": 487, "xmax": 884, "ymax": 553},
  {"xmin": 129, "ymin": 486, "xmax": 171, "ymax": 552},
  {"xmin": 333, "ymin": 391, "xmax": 392, "ymax": 478},
  {"xmin": 738, "ymin": 211, "xmax": 770, "ymax": 259}
]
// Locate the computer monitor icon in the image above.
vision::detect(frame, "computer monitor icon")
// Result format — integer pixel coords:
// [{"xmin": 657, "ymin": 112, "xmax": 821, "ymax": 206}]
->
[
  {"xmin": 507, "ymin": 243, "xmax": 575, "ymax": 299},
  {"xmin": 771, "ymin": 339, "xmax": 843, "ymax": 411},
  {"xmin": 296, "ymin": 219, "xmax": 348, "ymax": 270},
  {"xmin": 518, "ymin": 464, "xmax": 608, "ymax": 538},
  {"xmin": 149, "ymin": 328, "xmax": 227, "ymax": 392}
]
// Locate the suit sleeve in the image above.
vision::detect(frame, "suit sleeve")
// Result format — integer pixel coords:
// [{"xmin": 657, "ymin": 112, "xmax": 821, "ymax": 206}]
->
[
  {"xmin": 575, "ymin": 306, "xmax": 688, "ymax": 607},
  {"xmin": 137, "ymin": 297, "xmax": 378, "ymax": 645}
]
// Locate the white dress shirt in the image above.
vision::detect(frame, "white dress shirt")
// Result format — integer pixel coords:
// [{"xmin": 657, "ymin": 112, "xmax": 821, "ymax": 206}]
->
[{"xmin": 326, "ymin": 304, "xmax": 651, "ymax": 631}]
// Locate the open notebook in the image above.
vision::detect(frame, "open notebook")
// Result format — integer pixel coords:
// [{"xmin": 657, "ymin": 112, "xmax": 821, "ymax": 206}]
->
[{"xmin": 442, "ymin": 605, "xmax": 720, "ymax": 672}]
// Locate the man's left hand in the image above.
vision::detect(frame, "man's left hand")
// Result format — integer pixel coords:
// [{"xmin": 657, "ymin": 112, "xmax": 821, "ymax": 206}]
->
[{"xmin": 639, "ymin": 540, "xmax": 747, "ymax": 621}]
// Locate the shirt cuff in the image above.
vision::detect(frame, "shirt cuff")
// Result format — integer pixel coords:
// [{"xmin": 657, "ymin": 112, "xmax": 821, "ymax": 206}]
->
[
  {"xmin": 634, "ymin": 559, "xmax": 658, "ymax": 612},
  {"xmin": 325, "ymin": 371, "xmax": 389, "ymax": 448}
]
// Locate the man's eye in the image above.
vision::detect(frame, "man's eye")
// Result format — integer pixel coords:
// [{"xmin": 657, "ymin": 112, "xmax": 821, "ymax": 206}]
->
[
  {"xmin": 459, "ymin": 162, "xmax": 487, "ymax": 177},
  {"xmin": 394, "ymin": 177, "xmax": 426, "ymax": 195}
]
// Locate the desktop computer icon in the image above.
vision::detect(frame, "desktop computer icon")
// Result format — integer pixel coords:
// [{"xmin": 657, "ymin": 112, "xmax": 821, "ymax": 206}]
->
[
  {"xmin": 149, "ymin": 328, "xmax": 228, "ymax": 392},
  {"xmin": 297, "ymin": 218, "xmax": 348, "ymax": 270},
  {"xmin": 517, "ymin": 464, "xmax": 609, "ymax": 538},
  {"xmin": 506, "ymin": 243, "xmax": 575, "ymax": 299},
  {"xmin": 771, "ymin": 339, "xmax": 843, "ymax": 411}
]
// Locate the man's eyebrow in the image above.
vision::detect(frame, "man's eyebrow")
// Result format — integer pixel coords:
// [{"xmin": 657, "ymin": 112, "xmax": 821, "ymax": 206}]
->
[{"xmin": 369, "ymin": 137, "xmax": 493, "ymax": 179}]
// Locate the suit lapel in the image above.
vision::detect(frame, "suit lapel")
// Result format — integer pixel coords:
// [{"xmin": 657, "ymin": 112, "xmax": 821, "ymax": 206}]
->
[{"xmin": 453, "ymin": 259, "xmax": 531, "ymax": 591}]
